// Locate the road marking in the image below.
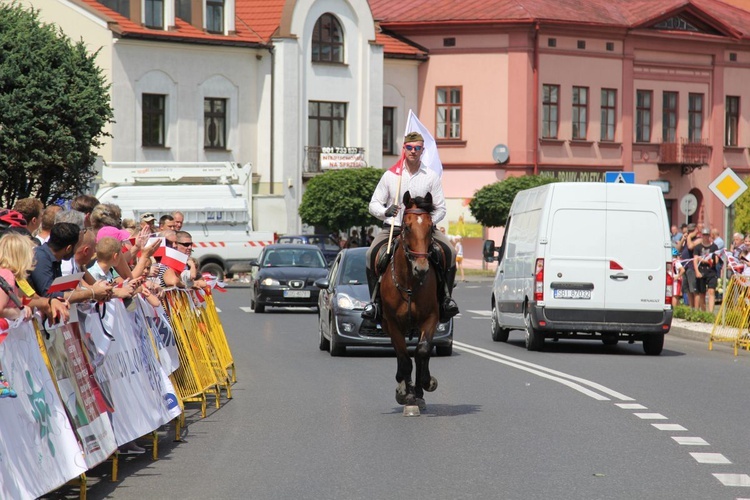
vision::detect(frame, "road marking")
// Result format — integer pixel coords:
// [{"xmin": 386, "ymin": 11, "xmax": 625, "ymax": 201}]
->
[
  {"xmin": 634, "ymin": 412, "xmax": 668, "ymax": 420},
  {"xmin": 653, "ymin": 423, "xmax": 687, "ymax": 431},
  {"xmin": 616, "ymin": 403, "xmax": 647, "ymax": 409},
  {"xmin": 454, "ymin": 341, "xmax": 634, "ymax": 401},
  {"xmin": 215, "ymin": 307, "xmax": 222, "ymax": 313},
  {"xmin": 713, "ymin": 474, "xmax": 750, "ymax": 487},
  {"xmin": 691, "ymin": 452, "xmax": 731, "ymax": 464},
  {"xmin": 239, "ymin": 307, "xmax": 253, "ymax": 313},
  {"xmin": 466, "ymin": 310, "xmax": 492, "ymax": 317},
  {"xmin": 672, "ymin": 437, "xmax": 709, "ymax": 446}
]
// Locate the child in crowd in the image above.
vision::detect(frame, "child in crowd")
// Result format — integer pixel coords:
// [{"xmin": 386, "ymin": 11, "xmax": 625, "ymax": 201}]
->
[
  {"xmin": 0, "ymin": 233, "xmax": 35, "ymax": 398},
  {"xmin": 89, "ymin": 237, "xmax": 120, "ymax": 283},
  {"xmin": 671, "ymin": 247, "xmax": 684, "ymax": 307}
]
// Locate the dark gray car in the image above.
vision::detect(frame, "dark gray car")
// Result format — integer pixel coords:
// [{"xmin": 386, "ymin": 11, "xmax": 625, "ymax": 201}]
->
[{"xmin": 315, "ymin": 247, "xmax": 453, "ymax": 356}]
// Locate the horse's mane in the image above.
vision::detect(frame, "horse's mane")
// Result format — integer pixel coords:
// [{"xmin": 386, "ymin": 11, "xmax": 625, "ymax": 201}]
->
[{"xmin": 408, "ymin": 195, "xmax": 434, "ymax": 214}]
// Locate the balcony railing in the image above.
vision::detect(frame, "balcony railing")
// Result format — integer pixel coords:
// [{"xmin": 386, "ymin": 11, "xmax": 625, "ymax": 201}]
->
[
  {"xmin": 658, "ymin": 138, "xmax": 711, "ymax": 175},
  {"xmin": 305, "ymin": 146, "xmax": 366, "ymax": 174}
]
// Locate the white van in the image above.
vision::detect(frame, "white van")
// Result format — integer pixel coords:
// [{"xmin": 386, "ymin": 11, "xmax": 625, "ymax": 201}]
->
[{"xmin": 482, "ymin": 182, "xmax": 673, "ymax": 355}]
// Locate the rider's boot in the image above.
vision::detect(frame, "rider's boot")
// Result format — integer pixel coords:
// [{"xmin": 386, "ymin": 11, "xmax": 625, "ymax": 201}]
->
[
  {"xmin": 439, "ymin": 265, "xmax": 459, "ymax": 323},
  {"xmin": 361, "ymin": 266, "xmax": 380, "ymax": 320}
]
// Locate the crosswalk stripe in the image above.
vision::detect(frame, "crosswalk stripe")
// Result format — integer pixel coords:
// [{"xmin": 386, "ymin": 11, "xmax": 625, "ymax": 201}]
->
[
  {"xmin": 239, "ymin": 307, "xmax": 253, "ymax": 313},
  {"xmin": 672, "ymin": 437, "xmax": 709, "ymax": 446},
  {"xmin": 690, "ymin": 452, "xmax": 731, "ymax": 464}
]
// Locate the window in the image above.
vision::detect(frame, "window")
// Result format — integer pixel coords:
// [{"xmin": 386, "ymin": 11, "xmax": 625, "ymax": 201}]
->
[
  {"xmin": 606, "ymin": 42, "xmax": 615, "ymax": 51},
  {"xmin": 443, "ymin": 38, "xmax": 456, "ymax": 47},
  {"xmin": 577, "ymin": 40, "xmax": 586, "ymax": 49},
  {"xmin": 689, "ymin": 93, "xmax": 703, "ymax": 141},
  {"xmin": 730, "ymin": 52, "xmax": 738, "ymax": 62},
  {"xmin": 206, "ymin": 0, "xmax": 224, "ymax": 33},
  {"xmin": 175, "ymin": 0, "xmax": 191, "ymax": 22},
  {"xmin": 383, "ymin": 107, "xmax": 395, "ymax": 154},
  {"xmin": 726, "ymin": 96, "xmax": 740, "ymax": 146},
  {"xmin": 542, "ymin": 84, "xmax": 559, "ymax": 139},
  {"xmin": 662, "ymin": 91, "xmax": 678, "ymax": 143},
  {"xmin": 635, "ymin": 90, "xmax": 652, "ymax": 143},
  {"xmin": 436, "ymin": 87, "xmax": 461, "ymax": 139},
  {"xmin": 600, "ymin": 89, "xmax": 616, "ymax": 141},
  {"xmin": 308, "ymin": 101, "xmax": 346, "ymax": 147},
  {"xmin": 548, "ymin": 38, "xmax": 557, "ymax": 47},
  {"xmin": 204, "ymin": 98, "xmax": 227, "ymax": 150},
  {"xmin": 142, "ymin": 94, "xmax": 166, "ymax": 147},
  {"xmin": 312, "ymin": 14, "xmax": 344, "ymax": 63},
  {"xmin": 572, "ymin": 87, "xmax": 588, "ymax": 140},
  {"xmin": 100, "ymin": 0, "xmax": 129, "ymax": 17},
  {"xmin": 144, "ymin": 0, "xmax": 163, "ymax": 28}
]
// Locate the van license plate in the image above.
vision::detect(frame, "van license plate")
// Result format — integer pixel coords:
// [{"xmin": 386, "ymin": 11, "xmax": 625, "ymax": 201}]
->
[
  {"xmin": 554, "ymin": 289, "xmax": 591, "ymax": 299},
  {"xmin": 284, "ymin": 290, "xmax": 310, "ymax": 298}
]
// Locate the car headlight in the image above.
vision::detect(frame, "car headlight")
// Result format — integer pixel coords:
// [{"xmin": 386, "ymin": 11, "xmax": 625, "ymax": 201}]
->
[
  {"xmin": 261, "ymin": 277, "xmax": 280, "ymax": 286},
  {"xmin": 337, "ymin": 293, "xmax": 367, "ymax": 310}
]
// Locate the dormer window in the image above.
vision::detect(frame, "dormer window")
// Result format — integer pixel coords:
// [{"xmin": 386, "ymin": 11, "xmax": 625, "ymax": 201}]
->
[
  {"xmin": 144, "ymin": 0, "xmax": 163, "ymax": 28},
  {"xmin": 312, "ymin": 13, "xmax": 344, "ymax": 63},
  {"xmin": 206, "ymin": 0, "xmax": 224, "ymax": 33}
]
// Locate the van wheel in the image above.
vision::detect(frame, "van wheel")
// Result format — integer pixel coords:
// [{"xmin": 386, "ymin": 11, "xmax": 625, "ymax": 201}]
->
[
  {"xmin": 601, "ymin": 334, "xmax": 619, "ymax": 346},
  {"xmin": 201, "ymin": 262, "xmax": 225, "ymax": 282},
  {"xmin": 524, "ymin": 312, "xmax": 544, "ymax": 351},
  {"xmin": 491, "ymin": 304, "xmax": 510, "ymax": 342},
  {"xmin": 642, "ymin": 334, "xmax": 664, "ymax": 356}
]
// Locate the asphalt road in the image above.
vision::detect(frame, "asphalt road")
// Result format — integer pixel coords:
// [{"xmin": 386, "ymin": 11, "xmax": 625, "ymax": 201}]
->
[{"xmin": 47, "ymin": 282, "xmax": 750, "ymax": 500}]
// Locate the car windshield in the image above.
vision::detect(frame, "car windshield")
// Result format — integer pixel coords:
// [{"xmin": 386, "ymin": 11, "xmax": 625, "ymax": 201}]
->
[
  {"xmin": 262, "ymin": 249, "xmax": 326, "ymax": 268},
  {"xmin": 340, "ymin": 256, "xmax": 367, "ymax": 285}
]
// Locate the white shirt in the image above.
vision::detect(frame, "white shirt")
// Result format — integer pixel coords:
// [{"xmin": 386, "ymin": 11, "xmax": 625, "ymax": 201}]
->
[{"xmin": 368, "ymin": 163, "xmax": 446, "ymax": 226}]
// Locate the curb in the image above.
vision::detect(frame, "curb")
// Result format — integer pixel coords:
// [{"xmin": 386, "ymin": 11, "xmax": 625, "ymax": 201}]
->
[{"xmin": 668, "ymin": 325, "xmax": 710, "ymax": 343}]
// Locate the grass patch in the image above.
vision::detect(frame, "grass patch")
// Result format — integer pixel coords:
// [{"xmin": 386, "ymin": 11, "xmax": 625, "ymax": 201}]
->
[
  {"xmin": 464, "ymin": 268, "xmax": 495, "ymax": 277},
  {"xmin": 673, "ymin": 304, "xmax": 715, "ymax": 323}
]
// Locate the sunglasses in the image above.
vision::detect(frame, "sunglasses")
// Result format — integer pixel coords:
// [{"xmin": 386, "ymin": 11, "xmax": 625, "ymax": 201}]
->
[
  {"xmin": 176, "ymin": 241, "xmax": 193, "ymax": 248},
  {"xmin": 404, "ymin": 145, "xmax": 423, "ymax": 152}
]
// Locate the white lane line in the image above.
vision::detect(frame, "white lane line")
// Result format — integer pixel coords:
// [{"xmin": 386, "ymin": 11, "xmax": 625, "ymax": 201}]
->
[
  {"xmin": 466, "ymin": 310, "xmax": 492, "ymax": 317},
  {"xmin": 454, "ymin": 341, "xmax": 635, "ymax": 401},
  {"xmin": 616, "ymin": 403, "xmax": 647, "ymax": 409},
  {"xmin": 215, "ymin": 307, "xmax": 222, "ymax": 313},
  {"xmin": 653, "ymin": 423, "xmax": 687, "ymax": 431},
  {"xmin": 672, "ymin": 437, "xmax": 709, "ymax": 446},
  {"xmin": 691, "ymin": 453, "xmax": 732, "ymax": 464},
  {"xmin": 713, "ymin": 474, "xmax": 750, "ymax": 487},
  {"xmin": 239, "ymin": 307, "xmax": 253, "ymax": 313},
  {"xmin": 634, "ymin": 412, "xmax": 668, "ymax": 420}
]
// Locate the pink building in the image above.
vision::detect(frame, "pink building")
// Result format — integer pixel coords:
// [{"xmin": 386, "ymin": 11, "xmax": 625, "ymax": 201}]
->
[{"xmin": 374, "ymin": 0, "xmax": 750, "ymax": 268}]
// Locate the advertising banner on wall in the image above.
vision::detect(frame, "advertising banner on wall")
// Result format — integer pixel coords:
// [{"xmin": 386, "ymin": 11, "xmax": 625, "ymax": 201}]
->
[{"xmin": 444, "ymin": 198, "xmax": 483, "ymax": 238}]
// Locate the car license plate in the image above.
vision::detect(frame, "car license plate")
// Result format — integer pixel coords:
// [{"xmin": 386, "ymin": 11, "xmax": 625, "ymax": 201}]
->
[
  {"xmin": 284, "ymin": 290, "xmax": 310, "ymax": 298},
  {"xmin": 553, "ymin": 289, "xmax": 591, "ymax": 299}
]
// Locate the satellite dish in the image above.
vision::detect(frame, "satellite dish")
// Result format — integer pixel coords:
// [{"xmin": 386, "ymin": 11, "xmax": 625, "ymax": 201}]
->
[{"xmin": 492, "ymin": 144, "xmax": 510, "ymax": 164}]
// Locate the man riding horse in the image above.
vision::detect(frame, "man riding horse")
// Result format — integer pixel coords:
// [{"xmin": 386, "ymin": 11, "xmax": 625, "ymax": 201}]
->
[{"xmin": 362, "ymin": 131, "xmax": 460, "ymax": 323}]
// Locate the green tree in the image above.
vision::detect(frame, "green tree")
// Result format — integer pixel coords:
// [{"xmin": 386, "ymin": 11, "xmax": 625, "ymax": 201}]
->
[
  {"xmin": 469, "ymin": 175, "xmax": 558, "ymax": 227},
  {"xmin": 732, "ymin": 176, "xmax": 750, "ymax": 235},
  {"xmin": 298, "ymin": 167, "xmax": 383, "ymax": 238},
  {"xmin": 0, "ymin": 3, "xmax": 113, "ymax": 206}
]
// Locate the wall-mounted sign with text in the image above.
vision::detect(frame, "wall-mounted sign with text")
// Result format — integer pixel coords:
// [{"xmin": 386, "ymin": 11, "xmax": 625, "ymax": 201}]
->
[{"xmin": 320, "ymin": 147, "xmax": 367, "ymax": 170}]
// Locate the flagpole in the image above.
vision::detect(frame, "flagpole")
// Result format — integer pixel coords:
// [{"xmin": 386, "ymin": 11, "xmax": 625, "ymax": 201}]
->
[{"xmin": 386, "ymin": 152, "xmax": 405, "ymax": 254}]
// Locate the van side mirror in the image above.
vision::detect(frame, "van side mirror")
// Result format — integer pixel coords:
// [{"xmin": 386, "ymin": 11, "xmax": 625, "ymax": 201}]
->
[{"xmin": 483, "ymin": 240, "xmax": 496, "ymax": 262}]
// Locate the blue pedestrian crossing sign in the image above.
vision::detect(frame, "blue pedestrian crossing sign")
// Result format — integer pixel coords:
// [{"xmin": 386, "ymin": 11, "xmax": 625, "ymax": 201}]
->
[{"xmin": 605, "ymin": 171, "xmax": 635, "ymax": 184}]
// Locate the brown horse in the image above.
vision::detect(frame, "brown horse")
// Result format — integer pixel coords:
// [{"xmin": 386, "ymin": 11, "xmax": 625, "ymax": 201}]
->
[{"xmin": 380, "ymin": 191, "xmax": 440, "ymax": 410}]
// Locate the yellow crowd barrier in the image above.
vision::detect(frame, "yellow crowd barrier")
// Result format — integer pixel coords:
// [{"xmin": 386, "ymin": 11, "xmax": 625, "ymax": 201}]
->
[
  {"xmin": 710, "ymin": 274, "xmax": 750, "ymax": 356},
  {"xmin": 163, "ymin": 288, "xmax": 235, "ymax": 417}
]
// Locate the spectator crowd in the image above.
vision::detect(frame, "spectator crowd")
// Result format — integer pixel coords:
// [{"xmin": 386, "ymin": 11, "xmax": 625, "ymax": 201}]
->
[{"xmin": 0, "ymin": 195, "xmax": 207, "ymax": 446}]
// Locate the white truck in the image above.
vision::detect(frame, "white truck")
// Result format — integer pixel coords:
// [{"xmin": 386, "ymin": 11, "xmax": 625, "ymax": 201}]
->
[{"xmin": 95, "ymin": 161, "xmax": 276, "ymax": 280}]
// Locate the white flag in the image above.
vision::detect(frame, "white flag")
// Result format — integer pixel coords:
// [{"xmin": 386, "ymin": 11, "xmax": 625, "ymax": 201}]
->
[{"xmin": 405, "ymin": 109, "xmax": 443, "ymax": 178}]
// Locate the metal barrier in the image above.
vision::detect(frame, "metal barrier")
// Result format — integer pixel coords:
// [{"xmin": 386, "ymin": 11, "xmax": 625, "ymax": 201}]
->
[{"xmin": 710, "ymin": 274, "xmax": 750, "ymax": 356}]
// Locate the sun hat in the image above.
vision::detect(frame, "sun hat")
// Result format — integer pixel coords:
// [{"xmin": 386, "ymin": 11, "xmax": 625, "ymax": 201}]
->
[{"xmin": 140, "ymin": 212, "xmax": 156, "ymax": 222}]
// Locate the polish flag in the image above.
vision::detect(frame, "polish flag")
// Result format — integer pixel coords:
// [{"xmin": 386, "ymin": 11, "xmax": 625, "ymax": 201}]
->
[
  {"xmin": 388, "ymin": 151, "xmax": 405, "ymax": 175},
  {"xmin": 47, "ymin": 272, "xmax": 85, "ymax": 294},
  {"xmin": 202, "ymin": 273, "xmax": 227, "ymax": 292},
  {"xmin": 147, "ymin": 236, "xmax": 167, "ymax": 258},
  {"xmin": 161, "ymin": 247, "xmax": 188, "ymax": 272}
]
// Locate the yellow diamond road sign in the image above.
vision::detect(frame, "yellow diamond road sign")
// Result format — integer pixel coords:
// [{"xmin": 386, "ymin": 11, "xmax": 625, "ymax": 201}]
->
[{"xmin": 708, "ymin": 168, "xmax": 747, "ymax": 207}]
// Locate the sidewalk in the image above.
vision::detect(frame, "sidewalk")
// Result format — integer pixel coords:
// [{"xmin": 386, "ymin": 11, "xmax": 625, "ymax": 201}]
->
[{"xmin": 669, "ymin": 318, "xmax": 714, "ymax": 343}]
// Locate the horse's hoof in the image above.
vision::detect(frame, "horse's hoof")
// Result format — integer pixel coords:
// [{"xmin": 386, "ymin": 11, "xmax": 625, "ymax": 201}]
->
[
  {"xmin": 415, "ymin": 398, "xmax": 426, "ymax": 410},
  {"xmin": 395, "ymin": 389, "xmax": 408, "ymax": 405},
  {"xmin": 403, "ymin": 405, "xmax": 420, "ymax": 417},
  {"xmin": 424, "ymin": 377, "xmax": 438, "ymax": 392}
]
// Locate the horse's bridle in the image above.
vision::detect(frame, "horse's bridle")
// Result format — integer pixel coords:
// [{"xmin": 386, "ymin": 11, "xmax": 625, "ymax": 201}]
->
[{"xmin": 400, "ymin": 208, "xmax": 432, "ymax": 261}]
